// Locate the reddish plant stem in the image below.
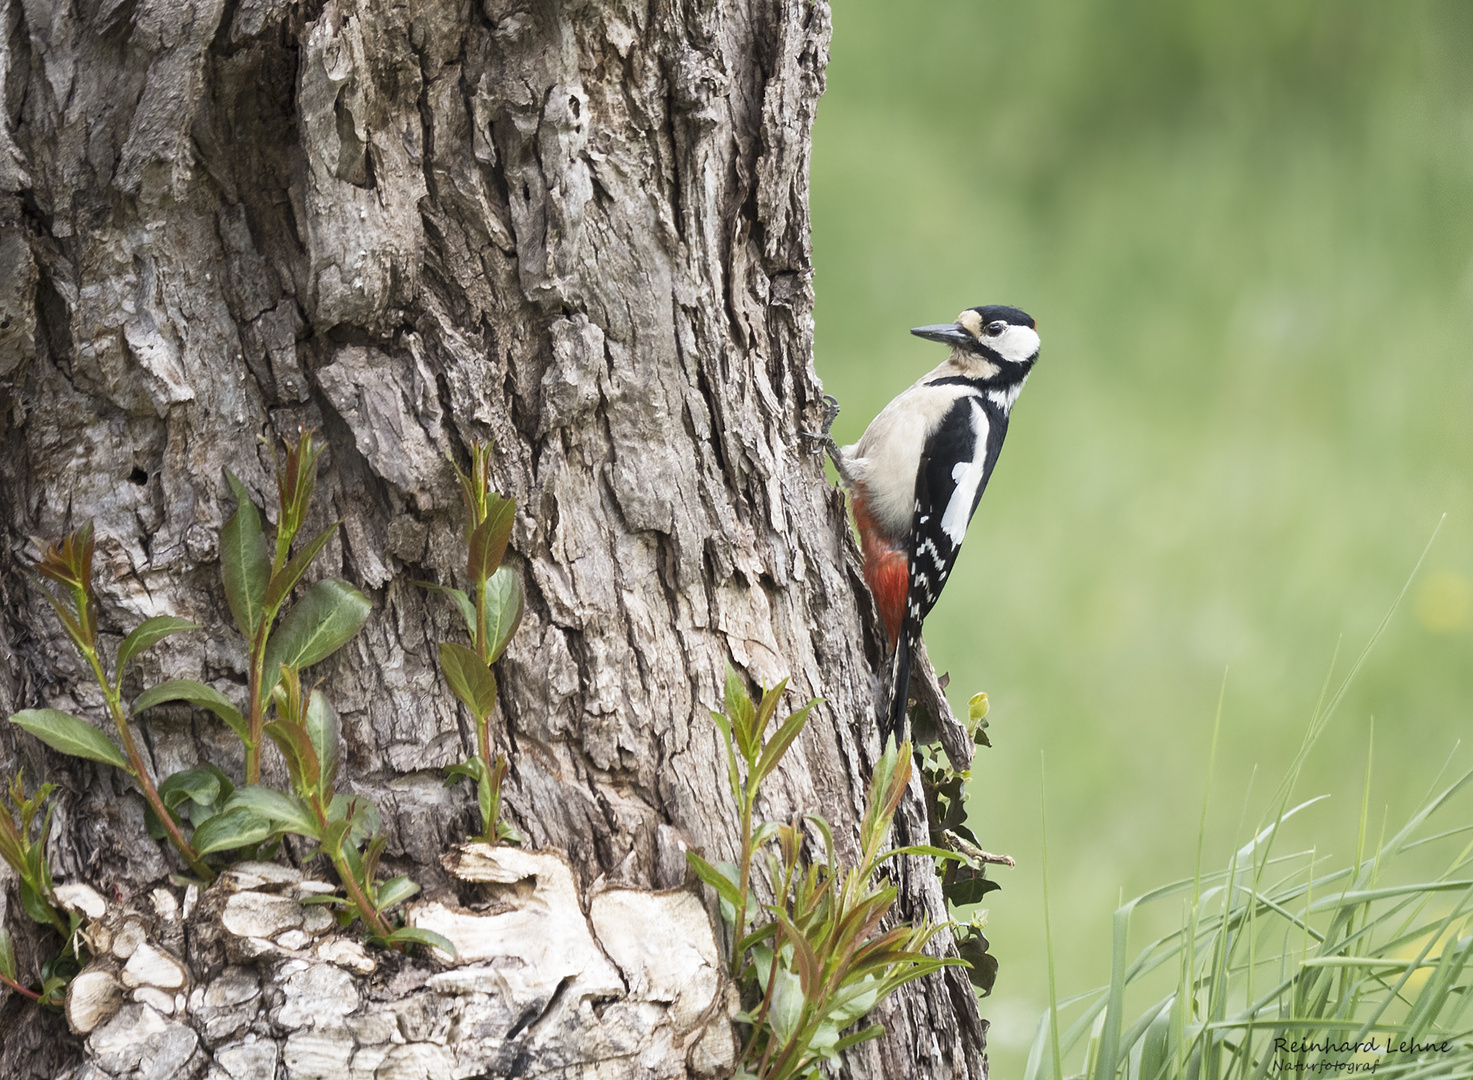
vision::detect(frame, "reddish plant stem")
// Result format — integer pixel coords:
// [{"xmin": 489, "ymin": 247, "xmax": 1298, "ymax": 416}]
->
[
  {"xmin": 244, "ymin": 620, "xmax": 271, "ymax": 784},
  {"xmin": 86, "ymin": 654, "xmax": 214, "ymax": 882},
  {"xmin": 308, "ymin": 797, "xmax": 397, "ymax": 946},
  {"xmin": 0, "ymin": 972, "xmax": 42, "ymax": 1001}
]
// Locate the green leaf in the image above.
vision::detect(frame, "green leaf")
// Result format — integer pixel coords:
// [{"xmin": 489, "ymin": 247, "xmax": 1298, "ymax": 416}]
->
[
  {"xmin": 192, "ymin": 807, "xmax": 273, "ymax": 855},
  {"xmin": 443, "ymin": 760, "xmax": 482, "ymax": 787},
  {"xmin": 826, "ymin": 974, "xmax": 882, "ymax": 1027},
  {"xmin": 38, "ymin": 974, "xmax": 69, "ymax": 1006},
  {"xmin": 753, "ymin": 678, "xmax": 790, "ymax": 740},
  {"xmin": 221, "ymin": 472, "xmax": 271, "ymax": 639},
  {"xmin": 942, "ymin": 867, "xmax": 1002, "ymax": 907},
  {"xmin": 723, "ymin": 664, "xmax": 758, "ymax": 762},
  {"xmin": 0, "ymin": 927, "xmax": 15, "ymax": 980},
  {"xmin": 752, "ymin": 701, "xmax": 815, "ymax": 787},
  {"xmin": 362, "ymin": 834, "xmax": 387, "ymax": 884},
  {"xmin": 320, "ymin": 818, "xmax": 353, "ymax": 860},
  {"xmin": 382, "ymin": 926, "xmax": 458, "ymax": 957},
  {"xmin": 686, "ymin": 851, "xmax": 745, "ymax": 911},
  {"xmin": 438, "ymin": 642, "xmax": 499, "ymax": 718},
  {"xmin": 303, "ymin": 689, "xmax": 340, "ymax": 798},
  {"xmin": 224, "ymin": 785, "xmax": 320, "ymax": 839},
  {"xmin": 327, "ymin": 794, "xmax": 380, "ymax": 845},
  {"xmin": 773, "ymin": 910, "xmax": 821, "ymax": 997},
  {"xmin": 264, "ymin": 718, "xmax": 320, "ymax": 795},
  {"xmin": 768, "ymin": 962, "xmax": 806, "ymax": 1042},
  {"xmin": 831, "ymin": 1023, "xmax": 887, "ymax": 1056},
  {"xmin": 473, "ymin": 755, "xmax": 512, "ymax": 842},
  {"xmin": 466, "ymin": 494, "xmax": 515, "ymax": 585},
  {"xmin": 19, "ymin": 879, "xmax": 58, "ymax": 927},
  {"xmin": 495, "ymin": 820, "xmax": 525, "ymax": 845},
  {"xmin": 134, "ymin": 679, "xmax": 248, "ymax": 743},
  {"xmin": 10, "ymin": 709, "xmax": 130, "ymax": 772},
  {"xmin": 884, "ymin": 843, "xmax": 966, "ymax": 862},
  {"xmin": 264, "ymin": 522, "xmax": 340, "ymax": 616},
  {"xmin": 116, "ymin": 616, "xmax": 199, "ymax": 676},
  {"xmin": 375, "ymin": 875, "xmax": 420, "ymax": 909},
  {"xmin": 262, "ymin": 580, "xmax": 372, "ymax": 692},
  {"xmin": 158, "ymin": 767, "xmax": 223, "ymax": 811},
  {"xmin": 481, "ymin": 567, "xmax": 524, "ymax": 663},
  {"xmin": 709, "ymin": 711, "xmax": 742, "ymax": 805},
  {"xmin": 413, "ymin": 581, "xmax": 476, "ymax": 639},
  {"xmin": 299, "ymin": 893, "xmax": 349, "ymax": 906}
]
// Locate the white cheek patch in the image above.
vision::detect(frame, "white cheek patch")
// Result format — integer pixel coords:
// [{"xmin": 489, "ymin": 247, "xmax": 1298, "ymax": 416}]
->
[{"xmin": 995, "ymin": 324, "xmax": 1040, "ymax": 364}]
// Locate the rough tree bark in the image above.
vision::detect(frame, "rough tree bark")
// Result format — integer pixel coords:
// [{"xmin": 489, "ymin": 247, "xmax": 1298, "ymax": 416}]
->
[{"xmin": 0, "ymin": 0, "xmax": 989, "ymax": 1076}]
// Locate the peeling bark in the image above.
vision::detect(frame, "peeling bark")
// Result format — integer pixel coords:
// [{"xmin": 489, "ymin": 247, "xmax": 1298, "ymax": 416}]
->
[{"xmin": 0, "ymin": 0, "xmax": 988, "ymax": 1076}]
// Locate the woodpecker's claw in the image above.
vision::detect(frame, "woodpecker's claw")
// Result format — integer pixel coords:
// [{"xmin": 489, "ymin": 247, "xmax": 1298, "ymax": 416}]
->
[
  {"xmin": 820, "ymin": 393, "xmax": 840, "ymax": 435},
  {"xmin": 800, "ymin": 394, "xmax": 841, "ymax": 454}
]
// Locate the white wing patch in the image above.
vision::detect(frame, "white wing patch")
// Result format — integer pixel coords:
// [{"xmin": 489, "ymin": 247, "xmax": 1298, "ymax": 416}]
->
[{"xmin": 939, "ymin": 399, "xmax": 990, "ymax": 545}]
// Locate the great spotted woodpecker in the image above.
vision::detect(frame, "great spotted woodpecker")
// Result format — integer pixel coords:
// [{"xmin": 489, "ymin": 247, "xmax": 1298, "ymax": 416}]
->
[{"xmin": 815, "ymin": 305, "xmax": 1040, "ymax": 742}]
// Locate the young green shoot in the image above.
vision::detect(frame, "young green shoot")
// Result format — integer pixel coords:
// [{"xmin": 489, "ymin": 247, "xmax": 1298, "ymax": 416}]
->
[
  {"xmin": 688, "ymin": 664, "xmax": 964, "ymax": 1079},
  {"xmin": 218, "ymin": 666, "xmax": 453, "ymax": 956},
  {"xmin": 8, "ymin": 522, "xmax": 214, "ymax": 880},
  {"xmin": 421, "ymin": 442, "xmax": 524, "ymax": 845}
]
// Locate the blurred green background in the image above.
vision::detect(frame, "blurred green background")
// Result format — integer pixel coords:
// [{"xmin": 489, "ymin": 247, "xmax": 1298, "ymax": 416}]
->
[{"xmin": 809, "ymin": 1, "xmax": 1473, "ymax": 1073}]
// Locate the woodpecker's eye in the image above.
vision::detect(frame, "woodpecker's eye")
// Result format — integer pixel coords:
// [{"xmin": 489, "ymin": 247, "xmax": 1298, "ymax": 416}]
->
[{"xmin": 985, "ymin": 321, "xmax": 1007, "ymax": 337}]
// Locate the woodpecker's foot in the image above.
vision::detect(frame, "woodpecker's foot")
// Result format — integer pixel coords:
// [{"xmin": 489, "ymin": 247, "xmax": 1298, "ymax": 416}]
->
[
  {"xmin": 819, "ymin": 393, "xmax": 840, "ymax": 436},
  {"xmin": 801, "ymin": 394, "xmax": 841, "ymax": 456}
]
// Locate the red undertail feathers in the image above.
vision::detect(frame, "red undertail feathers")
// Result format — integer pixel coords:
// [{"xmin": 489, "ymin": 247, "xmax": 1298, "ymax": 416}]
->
[{"xmin": 851, "ymin": 493, "xmax": 908, "ymax": 651}]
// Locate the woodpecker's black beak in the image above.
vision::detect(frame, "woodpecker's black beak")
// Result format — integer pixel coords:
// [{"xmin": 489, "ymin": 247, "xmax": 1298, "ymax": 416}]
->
[{"xmin": 911, "ymin": 323, "xmax": 974, "ymax": 348}]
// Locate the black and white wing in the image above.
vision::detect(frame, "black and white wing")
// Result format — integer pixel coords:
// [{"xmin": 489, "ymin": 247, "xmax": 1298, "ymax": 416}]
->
[{"xmin": 905, "ymin": 393, "xmax": 1008, "ymax": 632}]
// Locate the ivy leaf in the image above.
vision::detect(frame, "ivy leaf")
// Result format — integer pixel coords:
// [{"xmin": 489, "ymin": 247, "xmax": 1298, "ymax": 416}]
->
[
  {"xmin": 438, "ymin": 642, "xmax": 499, "ymax": 719},
  {"xmin": 10, "ymin": 709, "xmax": 130, "ymax": 772},
  {"xmin": 466, "ymin": 495, "xmax": 515, "ymax": 585},
  {"xmin": 134, "ymin": 679, "xmax": 247, "ymax": 743},
  {"xmin": 942, "ymin": 866, "xmax": 1002, "ymax": 907},
  {"xmin": 116, "ymin": 616, "xmax": 198, "ymax": 676},
  {"xmin": 221, "ymin": 472, "xmax": 271, "ymax": 639},
  {"xmin": 192, "ymin": 807, "xmax": 273, "ymax": 856},
  {"xmin": 262, "ymin": 579, "xmax": 371, "ymax": 693},
  {"xmin": 481, "ymin": 568, "xmax": 524, "ymax": 663}
]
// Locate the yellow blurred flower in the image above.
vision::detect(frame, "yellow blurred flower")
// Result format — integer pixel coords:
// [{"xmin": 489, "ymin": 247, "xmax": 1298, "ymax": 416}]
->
[{"xmin": 1415, "ymin": 571, "xmax": 1473, "ymax": 634}]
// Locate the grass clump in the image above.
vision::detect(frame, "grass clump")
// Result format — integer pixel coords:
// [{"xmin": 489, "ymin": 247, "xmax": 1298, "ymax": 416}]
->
[{"xmin": 1027, "ymin": 565, "xmax": 1473, "ymax": 1080}]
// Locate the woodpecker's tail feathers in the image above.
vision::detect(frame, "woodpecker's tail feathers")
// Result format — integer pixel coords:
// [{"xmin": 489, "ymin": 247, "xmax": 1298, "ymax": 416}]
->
[{"xmin": 883, "ymin": 628, "xmax": 913, "ymax": 746}]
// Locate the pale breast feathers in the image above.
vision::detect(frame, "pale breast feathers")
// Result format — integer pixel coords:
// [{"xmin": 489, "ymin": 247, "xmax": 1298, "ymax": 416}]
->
[{"xmin": 842, "ymin": 380, "xmax": 975, "ymax": 536}]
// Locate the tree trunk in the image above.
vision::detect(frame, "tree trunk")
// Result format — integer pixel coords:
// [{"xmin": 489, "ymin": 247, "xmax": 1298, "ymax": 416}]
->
[{"xmin": 0, "ymin": 0, "xmax": 988, "ymax": 1076}]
